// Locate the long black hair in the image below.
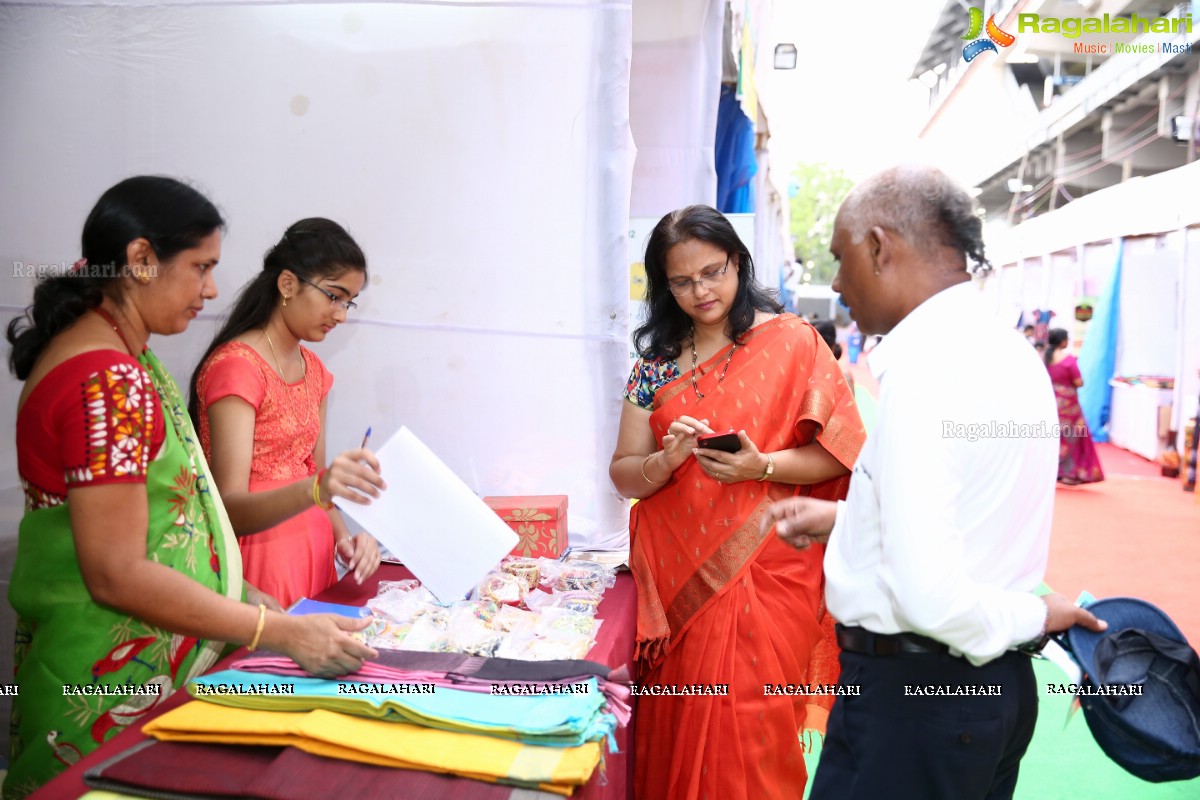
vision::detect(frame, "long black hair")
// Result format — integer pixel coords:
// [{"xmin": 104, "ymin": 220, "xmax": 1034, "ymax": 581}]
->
[
  {"xmin": 632, "ymin": 204, "xmax": 783, "ymax": 361},
  {"xmin": 6, "ymin": 176, "xmax": 224, "ymax": 380},
  {"xmin": 187, "ymin": 217, "xmax": 367, "ymax": 425},
  {"xmin": 1044, "ymin": 327, "xmax": 1068, "ymax": 366}
]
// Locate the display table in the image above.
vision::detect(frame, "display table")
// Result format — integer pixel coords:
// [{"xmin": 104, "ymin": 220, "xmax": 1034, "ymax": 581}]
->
[
  {"xmin": 1107, "ymin": 381, "xmax": 1173, "ymax": 461},
  {"xmin": 32, "ymin": 564, "xmax": 636, "ymax": 800}
]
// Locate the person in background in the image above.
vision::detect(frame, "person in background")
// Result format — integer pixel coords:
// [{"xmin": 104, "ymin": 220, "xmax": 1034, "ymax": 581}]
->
[
  {"xmin": 1045, "ymin": 327, "xmax": 1105, "ymax": 485},
  {"xmin": 5, "ymin": 178, "xmax": 376, "ymax": 799},
  {"xmin": 846, "ymin": 321, "xmax": 863, "ymax": 364},
  {"xmin": 190, "ymin": 219, "xmax": 384, "ymax": 610},
  {"xmin": 761, "ymin": 166, "xmax": 1104, "ymax": 800},
  {"xmin": 814, "ymin": 318, "xmax": 854, "ymax": 394},
  {"xmin": 1022, "ymin": 324, "xmax": 1036, "ymax": 345},
  {"xmin": 609, "ymin": 205, "xmax": 865, "ymax": 800}
]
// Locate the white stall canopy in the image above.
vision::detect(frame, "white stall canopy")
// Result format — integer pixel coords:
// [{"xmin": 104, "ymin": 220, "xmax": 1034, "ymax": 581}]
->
[{"xmin": 0, "ymin": 0, "xmax": 636, "ymax": 548}]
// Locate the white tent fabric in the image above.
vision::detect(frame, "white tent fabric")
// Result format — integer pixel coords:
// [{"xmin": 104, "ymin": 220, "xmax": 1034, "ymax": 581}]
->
[
  {"xmin": 629, "ymin": 0, "xmax": 723, "ymax": 218},
  {"xmin": 0, "ymin": 0, "xmax": 636, "ymax": 548}
]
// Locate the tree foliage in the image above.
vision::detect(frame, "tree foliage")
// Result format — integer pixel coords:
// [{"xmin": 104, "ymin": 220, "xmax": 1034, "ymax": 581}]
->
[{"xmin": 788, "ymin": 162, "xmax": 854, "ymax": 285}]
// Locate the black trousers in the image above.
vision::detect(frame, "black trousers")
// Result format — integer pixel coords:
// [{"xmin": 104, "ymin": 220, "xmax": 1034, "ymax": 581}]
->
[{"xmin": 809, "ymin": 647, "xmax": 1037, "ymax": 800}]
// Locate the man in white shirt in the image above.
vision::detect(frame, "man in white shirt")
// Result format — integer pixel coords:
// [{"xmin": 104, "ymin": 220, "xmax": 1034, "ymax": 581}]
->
[{"xmin": 762, "ymin": 166, "xmax": 1105, "ymax": 800}]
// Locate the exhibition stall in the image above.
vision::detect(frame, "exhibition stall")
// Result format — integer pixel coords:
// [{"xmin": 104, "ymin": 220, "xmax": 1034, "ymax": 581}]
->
[{"xmin": 986, "ymin": 161, "xmax": 1200, "ymax": 464}]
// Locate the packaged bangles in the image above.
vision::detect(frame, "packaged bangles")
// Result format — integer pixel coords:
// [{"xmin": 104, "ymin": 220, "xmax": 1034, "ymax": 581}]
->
[
  {"xmin": 500, "ymin": 557, "xmax": 541, "ymax": 591},
  {"xmin": 477, "ymin": 572, "xmax": 523, "ymax": 605},
  {"xmin": 554, "ymin": 566, "xmax": 606, "ymax": 593},
  {"xmin": 556, "ymin": 590, "xmax": 602, "ymax": 615}
]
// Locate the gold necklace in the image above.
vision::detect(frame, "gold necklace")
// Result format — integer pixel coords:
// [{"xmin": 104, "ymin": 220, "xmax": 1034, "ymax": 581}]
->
[
  {"xmin": 690, "ymin": 329, "xmax": 736, "ymax": 400},
  {"xmin": 261, "ymin": 328, "xmax": 313, "ymax": 428},
  {"xmin": 263, "ymin": 328, "xmax": 288, "ymax": 381}
]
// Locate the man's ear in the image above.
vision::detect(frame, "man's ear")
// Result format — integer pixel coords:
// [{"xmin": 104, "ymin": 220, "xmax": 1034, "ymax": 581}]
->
[{"xmin": 869, "ymin": 225, "xmax": 892, "ymax": 270}]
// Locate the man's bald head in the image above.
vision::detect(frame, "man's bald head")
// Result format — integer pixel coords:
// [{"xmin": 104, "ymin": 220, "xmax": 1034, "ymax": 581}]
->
[{"xmin": 838, "ymin": 165, "xmax": 989, "ymax": 274}]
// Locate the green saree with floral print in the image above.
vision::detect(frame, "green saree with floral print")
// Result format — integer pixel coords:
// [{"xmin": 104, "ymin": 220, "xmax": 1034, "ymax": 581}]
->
[{"xmin": 5, "ymin": 348, "xmax": 243, "ymax": 799}]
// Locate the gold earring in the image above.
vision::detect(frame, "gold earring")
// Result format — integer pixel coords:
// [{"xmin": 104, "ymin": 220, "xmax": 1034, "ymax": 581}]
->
[
  {"xmin": 282, "ymin": 295, "xmax": 289, "ymax": 307},
  {"xmin": 136, "ymin": 270, "xmax": 151, "ymax": 285}
]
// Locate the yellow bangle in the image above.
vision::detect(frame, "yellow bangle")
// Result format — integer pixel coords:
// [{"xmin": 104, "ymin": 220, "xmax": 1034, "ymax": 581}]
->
[
  {"xmin": 247, "ymin": 603, "xmax": 267, "ymax": 651},
  {"xmin": 312, "ymin": 469, "xmax": 334, "ymax": 509},
  {"xmin": 641, "ymin": 452, "xmax": 667, "ymax": 484}
]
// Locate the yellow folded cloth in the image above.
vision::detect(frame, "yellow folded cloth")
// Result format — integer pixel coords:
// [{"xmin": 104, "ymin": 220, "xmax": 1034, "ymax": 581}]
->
[{"xmin": 142, "ymin": 701, "xmax": 600, "ymax": 795}]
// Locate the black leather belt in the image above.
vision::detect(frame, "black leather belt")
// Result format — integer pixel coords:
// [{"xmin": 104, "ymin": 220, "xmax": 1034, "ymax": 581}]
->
[{"xmin": 836, "ymin": 624, "xmax": 950, "ymax": 656}]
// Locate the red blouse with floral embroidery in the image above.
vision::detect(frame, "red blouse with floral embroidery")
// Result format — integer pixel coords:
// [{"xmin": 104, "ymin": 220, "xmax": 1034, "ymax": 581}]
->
[{"xmin": 17, "ymin": 350, "xmax": 166, "ymax": 510}]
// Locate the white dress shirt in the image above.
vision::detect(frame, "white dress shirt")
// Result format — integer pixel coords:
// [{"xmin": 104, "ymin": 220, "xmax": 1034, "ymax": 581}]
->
[{"xmin": 825, "ymin": 280, "xmax": 1058, "ymax": 666}]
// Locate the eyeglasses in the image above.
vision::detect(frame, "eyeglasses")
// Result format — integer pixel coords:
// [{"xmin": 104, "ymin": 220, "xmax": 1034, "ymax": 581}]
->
[
  {"xmin": 298, "ymin": 276, "xmax": 357, "ymax": 312},
  {"xmin": 667, "ymin": 259, "xmax": 731, "ymax": 296}
]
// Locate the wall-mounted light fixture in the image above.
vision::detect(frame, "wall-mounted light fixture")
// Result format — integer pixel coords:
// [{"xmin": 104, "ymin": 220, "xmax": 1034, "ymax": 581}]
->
[{"xmin": 774, "ymin": 43, "xmax": 798, "ymax": 70}]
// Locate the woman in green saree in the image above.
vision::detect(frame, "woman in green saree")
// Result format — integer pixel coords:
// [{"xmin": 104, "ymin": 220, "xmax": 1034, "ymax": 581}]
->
[{"xmin": 4, "ymin": 177, "xmax": 380, "ymax": 799}]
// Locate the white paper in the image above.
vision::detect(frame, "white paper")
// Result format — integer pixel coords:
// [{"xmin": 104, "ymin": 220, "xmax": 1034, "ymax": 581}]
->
[
  {"xmin": 334, "ymin": 426, "xmax": 518, "ymax": 603},
  {"xmin": 1041, "ymin": 639, "xmax": 1084, "ymax": 686}
]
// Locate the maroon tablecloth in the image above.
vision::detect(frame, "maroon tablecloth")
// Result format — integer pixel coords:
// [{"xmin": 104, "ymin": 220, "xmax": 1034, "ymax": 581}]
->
[{"xmin": 31, "ymin": 565, "xmax": 636, "ymax": 800}]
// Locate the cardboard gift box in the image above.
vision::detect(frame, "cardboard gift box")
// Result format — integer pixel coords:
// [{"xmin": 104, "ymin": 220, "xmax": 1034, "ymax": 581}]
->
[{"xmin": 483, "ymin": 495, "xmax": 568, "ymax": 559}]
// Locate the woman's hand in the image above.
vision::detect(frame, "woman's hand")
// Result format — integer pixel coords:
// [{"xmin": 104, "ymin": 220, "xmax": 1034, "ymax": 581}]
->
[
  {"xmin": 321, "ymin": 448, "xmax": 387, "ymax": 506},
  {"xmin": 661, "ymin": 415, "xmax": 713, "ymax": 471},
  {"xmin": 245, "ymin": 582, "xmax": 284, "ymax": 613},
  {"xmin": 693, "ymin": 430, "xmax": 767, "ymax": 484},
  {"xmin": 336, "ymin": 533, "xmax": 382, "ymax": 584},
  {"xmin": 268, "ymin": 613, "xmax": 378, "ymax": 678}
]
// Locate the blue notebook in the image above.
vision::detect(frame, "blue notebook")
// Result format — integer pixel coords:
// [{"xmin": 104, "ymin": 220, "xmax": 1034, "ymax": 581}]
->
[{"xmin": 287, "ymin": 598, "xmax": 369, "ymax": 618}]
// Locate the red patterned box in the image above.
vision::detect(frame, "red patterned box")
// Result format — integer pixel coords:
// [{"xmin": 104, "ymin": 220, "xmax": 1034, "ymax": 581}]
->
[{"xmin": 483, "ymin": 495, "xmax": 569, "ymax": 559}]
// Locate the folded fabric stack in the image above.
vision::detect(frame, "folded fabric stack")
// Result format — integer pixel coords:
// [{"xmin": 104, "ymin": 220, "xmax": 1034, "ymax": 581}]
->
[
  {"xmin": 143, "ymin": 703, "xmax": 599, "ymax": 795},
  {"xmin": 228, "ymin": 649, "xmax": 633, "ymax": 725},
  {"xmin": 137, "ymin": 659, "xmax": 622, "ymax": 796},
  {"xmin": 187, "ymin": 670, "xmax": 616, "ymax": 746}
]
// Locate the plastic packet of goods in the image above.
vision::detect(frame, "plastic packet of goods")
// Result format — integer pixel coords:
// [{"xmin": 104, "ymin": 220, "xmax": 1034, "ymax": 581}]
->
[
  {"xmin": 499, "ymin": 556, "xmax": 541, "ymax": 592},
  {"xmin": 538, "ymin": 606, "xmax": 600, "ymax": 639},
  {"xmin": 449, "ymin": 598, "xmax": 500, "ymax": 627},
  {"xmin": 377, "ymin": 579, "xmax": 421, "ymax": 595},
  {"xmin": 349, "ymin": 614, "xmax": 387, "ymax": 644},
  {"xmin": 552, "ymin": 563, "xmax": 612, "ymax": 594},
  {"xmin": 447, "ymin": 601, "xmax": 504, "ymax": 657},
  {"xmin": 475, "ymin": 571, "xmax": 524, "ymax": 606},
  {"xmin": 523, "ymin": 588, "xmax": 556, "ymax": 612},
  {"xmin": 363, "ymin": 620, "xmax": 411, "ymax": 651},
  {"xmin": 554, "ymin": 590, "xmax": 603, "ymax": 615},
  {"xmin": 493, "ymin": 604, "xmax": 539, "ymax": 633},
  {"xmin": 367, "ymin": 585, "xmax": 439, "ymax": 624},
  {"xmin": 398, "ymin": 615, "xmax": 456, "ymax": 653},
  {"xmin": 497, "ymin": 628, "xmax": 596, "ymax": 661}
]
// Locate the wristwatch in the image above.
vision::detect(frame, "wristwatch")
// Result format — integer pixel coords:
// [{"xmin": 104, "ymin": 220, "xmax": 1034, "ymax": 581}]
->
[{"xmin": 758, "ymin": 452, "xmax": 775, "ymax": 482}]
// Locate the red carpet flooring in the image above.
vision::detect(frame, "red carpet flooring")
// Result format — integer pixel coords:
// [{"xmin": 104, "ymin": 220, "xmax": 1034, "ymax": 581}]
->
[{"xmin": 1045, "ymin": 443, "xmax": 1200, "ymax": 642}]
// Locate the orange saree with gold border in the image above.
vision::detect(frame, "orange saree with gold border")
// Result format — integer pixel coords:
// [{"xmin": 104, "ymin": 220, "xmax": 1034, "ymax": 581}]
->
[{"xmin": 630, "ymin": 314, "xmax": 865, "ymax": 799}]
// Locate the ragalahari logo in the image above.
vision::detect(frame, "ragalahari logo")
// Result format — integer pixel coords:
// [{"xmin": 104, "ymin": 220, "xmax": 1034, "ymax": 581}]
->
[{"xmin": 962, "ymin": 7, "xmax": 1016, "ymax": 62}]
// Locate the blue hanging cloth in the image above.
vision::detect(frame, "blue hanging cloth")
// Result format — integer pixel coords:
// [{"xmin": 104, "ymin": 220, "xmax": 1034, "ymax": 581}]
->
[
  {"xmin": 1077, "ymin": 239, "xmax": 1123, "ymax": 443},
  {"xmin": 715, "ymin": 84, "xmax": 757, "ymax": 213}
]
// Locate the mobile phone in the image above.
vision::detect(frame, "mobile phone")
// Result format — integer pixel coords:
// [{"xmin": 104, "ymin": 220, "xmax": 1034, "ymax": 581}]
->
[{"xmin": 697, "ymin": 430, "xmax": 741, "ymax": 453}]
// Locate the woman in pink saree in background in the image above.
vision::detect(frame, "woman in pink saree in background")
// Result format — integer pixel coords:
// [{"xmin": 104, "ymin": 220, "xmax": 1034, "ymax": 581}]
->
[{"xmin": 1045, "ymin": 328, "xmax": 1104, "ymax": 485}]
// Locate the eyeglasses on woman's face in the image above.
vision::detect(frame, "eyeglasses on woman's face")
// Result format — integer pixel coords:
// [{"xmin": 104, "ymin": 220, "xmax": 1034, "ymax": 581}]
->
[
  {"xmin": 666, "ymin": 258, "xmax": 731, "ymax": 297},
  {"xmin": 298, "ymin": 275, "xmax": 357, "ymax": 312}
]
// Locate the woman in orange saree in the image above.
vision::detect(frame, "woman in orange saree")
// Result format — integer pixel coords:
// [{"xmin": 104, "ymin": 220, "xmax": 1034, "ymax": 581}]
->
[{"xmin": 610, "ymin": 206, "xmax": 866, "ymax": 799}]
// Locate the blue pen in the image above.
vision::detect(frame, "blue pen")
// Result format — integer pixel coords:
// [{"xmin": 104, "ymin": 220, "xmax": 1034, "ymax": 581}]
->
[{"xmin": 360, "ymin": 427, "xmax": 372, "ymax": 450}]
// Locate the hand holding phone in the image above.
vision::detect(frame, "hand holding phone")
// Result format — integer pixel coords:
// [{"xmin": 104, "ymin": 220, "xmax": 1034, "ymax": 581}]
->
[{"xmin": 697, "ymin": 430, "xmax": 742, "ymax": 453}]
